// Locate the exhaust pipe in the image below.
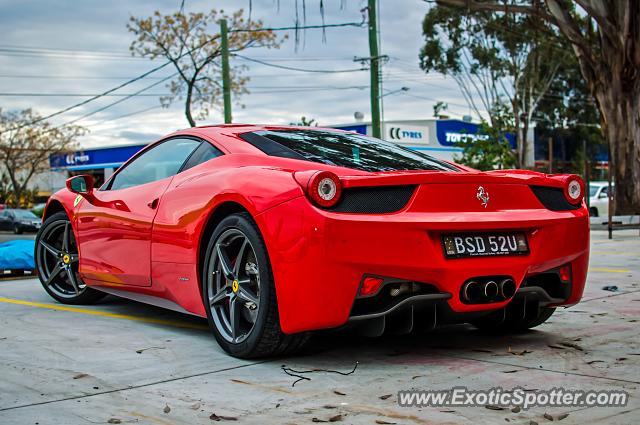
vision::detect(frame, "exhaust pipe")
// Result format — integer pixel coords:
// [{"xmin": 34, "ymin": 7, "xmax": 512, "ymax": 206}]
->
[
  {"xmin": 499, "ymin": 278, "xmax": 516, "ymax": 299},
  {"xmin": 461, "ymin": 280, "xmax": 481, "ymax": 303},
  {"xmin": 483, "ymin": 280, "xmax": 499, "ymax": 298}
]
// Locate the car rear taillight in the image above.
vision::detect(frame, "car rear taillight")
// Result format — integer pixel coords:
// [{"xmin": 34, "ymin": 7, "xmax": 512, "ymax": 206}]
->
[
  {"xmin": 359, "ymin": 277, "xmax": 384, "ymax": 297},
  {"xmin": 559, "ymin": 264, "xmax": 571, "ymax": 282},
  {"xmin": 306, "ymin": 171, "xmax": 342, "ymax": 208},
  {"xmin": 563, "ymin": 175, "xmax": 584, "ymax": 205}
]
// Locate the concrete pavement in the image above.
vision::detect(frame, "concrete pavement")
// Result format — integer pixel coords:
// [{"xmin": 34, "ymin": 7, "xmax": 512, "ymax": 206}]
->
[
  {"xmin": 0, "ymin": 230, "xmax": 638, "ymax": 424},
  {"xmin": 0, "ymin": 231, "xmax": 36, "ymax": 243}
]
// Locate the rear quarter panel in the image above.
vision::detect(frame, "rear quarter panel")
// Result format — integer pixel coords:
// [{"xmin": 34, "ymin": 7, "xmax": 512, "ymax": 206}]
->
[{"xmin": 151, "ymin": 156, "xmax": 303, "ymax": 265}]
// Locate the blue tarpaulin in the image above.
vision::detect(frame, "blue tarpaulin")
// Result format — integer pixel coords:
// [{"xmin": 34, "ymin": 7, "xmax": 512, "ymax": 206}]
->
[{"xmin": 0, "ymin": 240, "xmax": 36, "ymax": 270}]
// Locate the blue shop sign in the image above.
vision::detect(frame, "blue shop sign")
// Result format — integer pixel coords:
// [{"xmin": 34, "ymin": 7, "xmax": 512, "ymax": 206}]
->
[
  {"xmin": 50, "ymin": 144, "xmax": 146, "ymax": 170},
  {"xmin": 436, "ymin": 120, "xmax": 516, "ymax": 148},
  {"xmin": 332, "ymin": 124, "xmax": 368, "ymax": 135}
]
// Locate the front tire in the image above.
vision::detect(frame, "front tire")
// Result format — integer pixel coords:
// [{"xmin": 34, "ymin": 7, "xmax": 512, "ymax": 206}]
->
[
  {"xmin": 202, "ymin": 213, "xmax": 308, "ymax": 358},
  {"xmin": 35, "ymin": 211, "xmax": 106, "ymax": 305},
  {"xmin": 14, "ymin": 224, "xmax": 23, "ymax": 234},
  {"xmin": 589, "ymin": 207, "xmax": 599, "ymax": 217}
]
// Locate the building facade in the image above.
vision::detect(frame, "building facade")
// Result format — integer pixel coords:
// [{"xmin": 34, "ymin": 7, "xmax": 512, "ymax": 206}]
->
[{"xmin": 332, "ymin": 118, "xmax": 519, "ymax": 163}]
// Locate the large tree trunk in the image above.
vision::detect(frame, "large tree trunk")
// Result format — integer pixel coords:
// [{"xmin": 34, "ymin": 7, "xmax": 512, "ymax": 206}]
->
[
  {"xmin": 595, "ymin": 82, "xmax": 640, "ymax": 214},
  {"xmin": 587, "ymin": 2, "xmax": 640, "ymax": 215}
]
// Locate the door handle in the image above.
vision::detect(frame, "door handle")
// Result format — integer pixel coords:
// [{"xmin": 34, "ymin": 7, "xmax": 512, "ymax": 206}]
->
[{"xmin": 147, "ymin": 198, "xmax": 159, "ymax": 209}]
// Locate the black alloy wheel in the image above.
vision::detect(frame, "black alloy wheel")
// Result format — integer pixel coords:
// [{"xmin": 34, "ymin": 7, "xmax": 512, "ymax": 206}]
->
[
  {"xmin": 203, "ymin": 213, "xmax": 309, "ymax": 358},
  {"xmin": 35, "ymin": 211, "xmax": 105, "ymax": 304}
]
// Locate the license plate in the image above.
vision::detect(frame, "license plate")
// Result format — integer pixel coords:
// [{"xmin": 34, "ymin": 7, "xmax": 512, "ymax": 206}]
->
[{"xmin": 442, "ymin": 232, "xmax": 529, "ymax": 258}]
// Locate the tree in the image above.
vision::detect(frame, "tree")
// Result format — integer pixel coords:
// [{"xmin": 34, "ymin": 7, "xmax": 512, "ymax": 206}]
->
[
  {"xmin": 454, "ymin": 103, "xmax": 517, "ymax": 170},
  {"xmin": 291, "ymin": 116, "xmax": 318, "ymax": 126},
  {"xmin": 534, "ymin": 51, "xmax": 604, "ymax": 172},
  {"xmin": 432, "ymin": 101, "xmax": 448, "ymax": 118},
  {"xmin": 431, "ymin": 0, "xmax": 639, "ymax": 214},
  {"xmin": 128, "ymin": 8, "xmax": 284, "ymax": 127},
  {"xmin": 0, "ymin": 109, "xmax": 86, "ymax": 207},
  {"xmin": 419, "ymin": 5, "xmax": 564, "ymax": 169}
]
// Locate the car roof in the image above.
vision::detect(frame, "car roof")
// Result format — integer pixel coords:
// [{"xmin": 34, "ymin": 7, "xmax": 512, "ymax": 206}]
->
[{"xmin": 166, "ymin": 124, "xmax": 355, "ymax": 154}]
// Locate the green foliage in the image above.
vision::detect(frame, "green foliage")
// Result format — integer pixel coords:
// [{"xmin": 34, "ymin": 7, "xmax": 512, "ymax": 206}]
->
[
  {"xmin": 290, "ymin": 116, "xmax": 318, "ymax": 126},
  {"xmin": 432, "ymin": 101, "xmax": 448, "ymax": 118},
  {"xmin": 454, "ymin": 103, "xmax": 516, "ymax": 171},
  {"xmin": 419, "ymin": 4, "xmax": 566, "ymax": 167}
]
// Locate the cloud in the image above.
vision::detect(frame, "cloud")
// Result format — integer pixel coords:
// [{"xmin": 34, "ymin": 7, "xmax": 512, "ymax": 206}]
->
[{"xmin": 0, "ymin": 0, "xmax": 472, "ymax": 148}]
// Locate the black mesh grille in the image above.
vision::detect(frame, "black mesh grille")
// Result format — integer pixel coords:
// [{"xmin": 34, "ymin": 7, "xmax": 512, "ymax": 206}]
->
[
  {"xmin": 530, "ymin": 186, "xmax": 581, "ymax": 211},
  {"xmin": 325, "ymin": 185, "xmax": 416, "ymax": 213}
]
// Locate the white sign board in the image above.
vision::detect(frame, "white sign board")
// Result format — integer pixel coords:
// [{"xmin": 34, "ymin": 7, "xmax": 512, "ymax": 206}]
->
[{"xmin": 383, "ymin": 124, "xmax": 430, "ymax": 145}]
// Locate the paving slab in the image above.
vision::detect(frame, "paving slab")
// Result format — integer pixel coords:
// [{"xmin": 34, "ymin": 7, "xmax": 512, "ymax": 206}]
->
[{"xmin": 0, "ymin": 229, "xmax": 638, "ymax": 424}]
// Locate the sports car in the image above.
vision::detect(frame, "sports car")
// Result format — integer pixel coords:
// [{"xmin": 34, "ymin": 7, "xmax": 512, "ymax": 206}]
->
[{"xmin": 35, "ymin": 125, "xmax": 590, "ymax": 358}]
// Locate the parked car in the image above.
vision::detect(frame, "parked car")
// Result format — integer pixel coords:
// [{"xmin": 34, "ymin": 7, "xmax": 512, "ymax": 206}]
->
[
  {"xmin": 0, "ymin": 208, "xmax": 42, "ymax": 234},
  {"xmin": 588, "ymin": 181, "xmax": 613, "ymax": 217},
  {"xmin": 35, "ymin": 125, "xmax": 590, "ymax": 358}
]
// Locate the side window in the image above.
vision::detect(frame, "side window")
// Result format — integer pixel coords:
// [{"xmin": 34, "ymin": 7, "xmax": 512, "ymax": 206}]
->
[
  {"xmin": 109, "ymin": 138, "xmax": 200, "ymax": 190},
  {"xmin": 181, "ymin": 142, "xmax": 224, "ymax": 172}
]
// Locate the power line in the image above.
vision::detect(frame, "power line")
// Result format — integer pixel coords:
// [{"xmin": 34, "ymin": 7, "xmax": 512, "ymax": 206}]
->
[
  {"xmin": 1, "ymin": 19, "xmax": 368, "ymax": 133},
  {"xmin": 2, "ymin": 60, "xmax": 174, "ymax": 132},
  {"xmin": 234, "ymin": 54, "xmax": 367, "ymax": 73},
  {"xmin": 0, "ymin": 85, "xmax": 369, "ymax": 97},
  {"xmin": 85, "ymin": 105, "xmax": 165, "ymax": 128},
  {"xmin": 0, "ymin": 20, "xmax": 365, "ymax": 58},
  {"xmin": 0, "ymin": 93, "xmax": 170, "ymax": 97},
  {"xmin": 51, "ymin": 73, "xmax": 177, "ymax": 129}
]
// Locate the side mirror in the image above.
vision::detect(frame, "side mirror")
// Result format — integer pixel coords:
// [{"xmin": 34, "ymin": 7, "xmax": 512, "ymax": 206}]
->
[
  {"xmin": 599, "ymin": 192, "xmax": 608, "ymax": 199},
  {"xmin": 66, "ymin": 175, "xmax": 95, "ymax": 195}
]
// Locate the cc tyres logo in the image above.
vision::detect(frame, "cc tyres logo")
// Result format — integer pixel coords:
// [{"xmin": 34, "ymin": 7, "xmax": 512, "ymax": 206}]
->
[
  {"xmin": 388, "ymin": 127, "xmax": 423, "ymax": 140},
  {"xmin": 476, "ymin": 186, "xmax": 489, "ymax": 208}
]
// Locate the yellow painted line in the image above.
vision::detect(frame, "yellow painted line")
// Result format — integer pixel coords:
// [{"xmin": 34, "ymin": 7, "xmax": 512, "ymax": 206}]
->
[
  {"xmin": 589, "ymin": 267, "xmax": 631, "ymax": 273},
  {"xmin": 0, "ymin": 297, "xmax": 208, "ymax": 331}
]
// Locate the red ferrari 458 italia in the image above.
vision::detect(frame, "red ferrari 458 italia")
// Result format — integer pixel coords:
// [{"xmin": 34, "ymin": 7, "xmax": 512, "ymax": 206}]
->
[{"xmin": 35, "ymin": 125, "xmax": 589, "ymax": 358}]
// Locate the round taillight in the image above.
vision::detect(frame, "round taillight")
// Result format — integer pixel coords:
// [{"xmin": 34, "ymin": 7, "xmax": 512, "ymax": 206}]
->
[
  {"xmin": 307, "ymin": 171, "xmax": 342, "ymax": 207},
  {"xmin": 564, "ymin": 175, "xmax": 584, "ymax": 204}
]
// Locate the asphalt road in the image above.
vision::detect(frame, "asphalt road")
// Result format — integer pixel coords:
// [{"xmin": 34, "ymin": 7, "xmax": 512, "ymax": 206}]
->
[{"xmin": 0, "ymin": 229, "xmax": 638, "ymax": 424}]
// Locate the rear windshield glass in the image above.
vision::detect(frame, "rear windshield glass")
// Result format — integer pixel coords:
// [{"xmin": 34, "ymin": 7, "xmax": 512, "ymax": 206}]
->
[{"xmin": 240, "ymin": 129, "xmax": 459, "ymax": 172}]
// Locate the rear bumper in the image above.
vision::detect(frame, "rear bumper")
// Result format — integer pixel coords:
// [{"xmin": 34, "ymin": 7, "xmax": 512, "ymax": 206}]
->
[{"xmin": 257, "ymin": 196, "xmax": 589, "ymax": 334}]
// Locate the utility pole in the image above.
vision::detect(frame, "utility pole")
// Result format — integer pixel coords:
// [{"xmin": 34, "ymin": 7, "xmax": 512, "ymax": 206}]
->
[
  {"xmin": 583, "ymin": 139, "xmax": 590, "ymax": 210},
  {"xmin": 367, "ymin": 0, "xmax": 381, "ymax": 139},
  {"xmin": 220, "ymin": 19, "xmax": 232, "ymax": 124}
]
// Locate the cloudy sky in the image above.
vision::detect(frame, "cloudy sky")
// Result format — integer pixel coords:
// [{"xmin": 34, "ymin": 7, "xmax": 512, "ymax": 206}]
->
[{"xmin": 0, "ymin": 0, "xmax": 475, "ymax": 148}]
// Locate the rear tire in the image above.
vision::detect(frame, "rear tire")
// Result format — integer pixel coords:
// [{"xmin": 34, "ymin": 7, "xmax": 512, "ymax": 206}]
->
[
  {"xmin": 14, "ymin": 225, "xmax": 22, "ymax": 234},
  {"xmin": 202, "ymin": 212, "xmax": 308, "ymax": 358},
  {"xmin": 35, "ymin": 211, "xmax": 106, "ymax": 305},
  {"xmin": 472, "ymin": 299, "xmax": 555, "ymax": 332}
]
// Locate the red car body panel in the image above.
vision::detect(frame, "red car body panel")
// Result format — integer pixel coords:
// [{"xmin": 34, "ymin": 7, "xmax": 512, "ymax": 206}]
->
[{"xmin": 44, "ymin": 125, "xmax": 590, "ymax": 333}]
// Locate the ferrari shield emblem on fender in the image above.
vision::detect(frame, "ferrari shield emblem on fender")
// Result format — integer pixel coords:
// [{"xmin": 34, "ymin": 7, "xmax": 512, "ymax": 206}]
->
[
  {"xmin": 476, "ymin": 186, "xmax": 489, "ymax": 208},
  {"xmin": 73, "ymin": 195, "xmax": 82, "ymax": 207}
]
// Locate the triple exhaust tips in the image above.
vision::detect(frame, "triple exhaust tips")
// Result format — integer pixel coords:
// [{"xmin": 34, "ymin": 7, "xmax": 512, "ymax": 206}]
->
[{"xmin": 461, "ymin": 278, "xmax": 516, "ymax": 304}]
